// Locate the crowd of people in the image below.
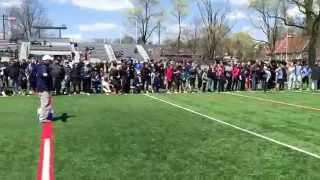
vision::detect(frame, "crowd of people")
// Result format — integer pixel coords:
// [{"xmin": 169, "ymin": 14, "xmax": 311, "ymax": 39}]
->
[{"xmin": 0, "ymin": 56, "xmax": 320, "ymax": 97}]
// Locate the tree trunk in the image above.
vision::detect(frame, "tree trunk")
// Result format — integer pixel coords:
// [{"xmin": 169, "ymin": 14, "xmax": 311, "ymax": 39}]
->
[
  {"xmin": 308, "ymin": 16, "xmax": 320, "ymax": 67},
  {"xmin": 308, "ymin": 36, "xmax": 317, "ymax": 66}
]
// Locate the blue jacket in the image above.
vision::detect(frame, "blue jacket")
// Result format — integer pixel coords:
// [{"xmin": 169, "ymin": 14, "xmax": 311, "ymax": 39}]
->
[{"xmin": 36, "ymin": 63, "xmax": 52, "ymax": 92}]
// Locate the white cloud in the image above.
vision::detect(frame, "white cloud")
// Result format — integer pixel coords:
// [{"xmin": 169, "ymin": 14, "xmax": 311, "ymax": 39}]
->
[
  {"xmin": 51, "ymin": 0, "xmax": 133, "ymax": 11},
  {"xmin": 78, "ymin": 22, "xmax": 118, "ymax": 32},
  {"xmin": 227, "ymin": 10, "xmax": 247, "ymax": 20},
  {"xmin": 241, "ymin": 25, "xmax": 251, "ymax": 32},
  {"xmin": 0, "ymin": 0, "xmax": 21, "ymax": 7},
  {"xmin": 166, "ymin": 23, "xmax": 188, "ymax": 35},
  {"xmin": 287, "ymin": 6, "xmax": 303, "ymax": 18},
  {"xmin": 229, "ymin": 0, "xmax": 248, "ymax": 6},
  {"xmin": 238, "ymin": 25, "xmax": 266, "ymax": 40},
  {"xmin": 64, "ymin": 33, "xmax": 83, "ymax": 40}
]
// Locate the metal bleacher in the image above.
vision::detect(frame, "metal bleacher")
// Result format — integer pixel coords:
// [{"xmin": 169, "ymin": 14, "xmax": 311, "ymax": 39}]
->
[
  {"xmin": 78, "ymin": 42, "xmax": 108, "ymax": 61},
  {"xmin": 0, "ymin": 40, "xmax": 17, "ymax": 59},
  {"xmin": 111, "ymin": 44, "xmax": 143, "ymax": 61}
]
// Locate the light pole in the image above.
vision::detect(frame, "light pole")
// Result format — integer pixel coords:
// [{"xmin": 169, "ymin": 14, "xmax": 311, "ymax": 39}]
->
[{"xmin": 1, "ymin": 14, "xmax": 16, "ymax": 40}]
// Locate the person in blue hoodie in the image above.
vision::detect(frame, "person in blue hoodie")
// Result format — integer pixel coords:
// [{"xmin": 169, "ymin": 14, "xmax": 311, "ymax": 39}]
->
[{"xmin": 36, "ymin": 55, "xmax": 53, "ymax": 123}]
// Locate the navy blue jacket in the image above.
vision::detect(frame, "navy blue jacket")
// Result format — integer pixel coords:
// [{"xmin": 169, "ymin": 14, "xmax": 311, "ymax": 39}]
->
[{"xmin": 36, "ymin": 63, "xmax": 52, "ymax": 92}]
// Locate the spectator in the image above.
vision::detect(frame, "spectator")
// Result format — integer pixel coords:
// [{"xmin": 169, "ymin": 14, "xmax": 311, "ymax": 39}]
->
[
  {"xmin": 0, "ymin": 62, "xmax": 6, "ymax": 96},
  {"xmin": 294, "ymin": 61, "xmax": 303, "ymax": 90},
  {"xmin": 301, "ymin": 63, "xmax": 311, "ymax": 90},
  {"xmin": 311, "ymin": 61, "xmax": 320, "ymax": 91},
  {"xmin": 201, "ymin": 69, "xmax": 208, "ymax": 92},
  {"xmin": 165, "ymin": 64, "xmax": 174, "ymax": 93},
  {"xmin": 287, "ymin": 62, "xmax": 295, "ymax": 91},
  {"xmin": 232, "ymin": 64, "xmax": 240, "ymax": 91},
  {"xmin": 251, "ymin": 61, "xmax": 260, "ymax": 91},
  {"xmin": 49, "ymin": 59, "xmax": 65, "ymax": 95},
  {"xmin": 102, "ymin": 76, "xmax": 111, "ymax": 94},
  {"xmin": 7, "ymin": 60, "xmax": 20, "ymax": 95},
  {"xmin": 92, "ymin": 68, "xmax": 102, "ymax": 94},
  {"xmin": 207, "ymin": 65, "xmax": 215, "ymax": 92},
  {"xmin": 262, "ymin": 66, "xmax": 271, "ymax": 92},
  {"xmin": 71, "ymin": 63, "xmax": 81, "ymax": 94},
  {"xmin": 109, "ymin": 62, "xmax": 121, "ymax": 94},
  {"xmin": 275, "ymin": 64, "xmax": 285, "ymax": 91},
  {"xmin": 82, "ymin": 61, "xmax": 93, "ymax": 94},
  {"xmin": 27, "ymin": 59, "xmax": 37, "ymax": 94},
  {"xmin": 18, "ymin": 60, "xmax": 28, "ymax": 95},
  {"xmin": 62, "ymin": 61, "xmax": 72, "ymax": 95}
]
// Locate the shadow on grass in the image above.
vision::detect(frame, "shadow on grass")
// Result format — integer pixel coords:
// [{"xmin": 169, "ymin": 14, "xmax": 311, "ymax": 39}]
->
[{"xmin": 53, "ymin": 113, "xmax": 75, "ymax": 123}]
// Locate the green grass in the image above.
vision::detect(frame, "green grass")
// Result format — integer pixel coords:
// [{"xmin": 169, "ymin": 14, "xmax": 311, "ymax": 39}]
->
[{"xmin": 1, "ymin": 92, "xmax": 320, "ymax": 179}]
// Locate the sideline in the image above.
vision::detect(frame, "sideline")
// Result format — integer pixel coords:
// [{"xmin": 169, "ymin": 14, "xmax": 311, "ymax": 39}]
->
[{"xmin": 145, "ymin": 94, "xmax": 320, "ymax": 160}]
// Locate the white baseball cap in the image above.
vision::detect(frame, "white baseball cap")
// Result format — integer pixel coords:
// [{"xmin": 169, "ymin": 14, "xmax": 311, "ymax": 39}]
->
[{"xmin": 42, "ymin": 55, "xmax": 53, "ymax": 61}]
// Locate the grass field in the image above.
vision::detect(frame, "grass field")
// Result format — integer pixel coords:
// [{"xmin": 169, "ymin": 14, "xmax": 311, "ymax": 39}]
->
[{"xmin": 1, "ymin": 91, "xmax": 320, "ymax": 179}]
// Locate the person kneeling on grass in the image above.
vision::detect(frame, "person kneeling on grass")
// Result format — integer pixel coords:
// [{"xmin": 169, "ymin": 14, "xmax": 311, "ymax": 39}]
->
[
  {"xmin": 36, "ymin": 55, "xmax": 54, "ymax": 123},
  {"xmin": 102, "ymin": 76, "xmax": 112, "ymax": 94}
]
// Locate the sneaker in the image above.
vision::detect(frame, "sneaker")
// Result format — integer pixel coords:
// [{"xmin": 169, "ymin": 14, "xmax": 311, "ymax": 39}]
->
[
  {"xmin": 1, "ymin": 92, "xmax": 6, "ymax": 97},
  {"xmin": 41, "ymin": 120, "xmax": 52, "ymax": 123}
]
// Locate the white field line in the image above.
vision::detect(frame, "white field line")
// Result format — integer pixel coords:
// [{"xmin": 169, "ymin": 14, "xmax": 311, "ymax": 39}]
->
[
  {"xmin": 291, "ymin": 91, "xmax": 320, "ymax": 96},
  {"xmin": 225, "ymin": 92, "xmax": 320, "ymax": 111},
  {"xmin": 42, "ymin": 138, "xmax": 51, "ymax": 180},
  {"xmin": 145, "ymin": 94, "xmax": 320, "ymax": 160}
]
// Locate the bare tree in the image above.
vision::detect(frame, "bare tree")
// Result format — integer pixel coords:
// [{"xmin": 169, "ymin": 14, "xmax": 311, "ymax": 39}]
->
[
  {"xmin": 171, "ymin": 0, "xmax": 188, "ymax": 56},
  {"xmin": 128, "ymin": 0, "xmax": 163, "ymax": 44},
  {"xmin": 197, "ymin": 0, "xmax": 231, "ymax": 61},
  {"xmin": 274, "ymin": 0, "xmax": 320, "ymax": 66},
  {"xmin": 9, "ymin": 0, "xmax": 49, "ymax": 40},
  {"xmin": 249, "ymin": 0, "xmax": 283, "ymax": 60},
  {"xmin": 182, "ymin": 17, "xmax": 202, "ymax": 54}
]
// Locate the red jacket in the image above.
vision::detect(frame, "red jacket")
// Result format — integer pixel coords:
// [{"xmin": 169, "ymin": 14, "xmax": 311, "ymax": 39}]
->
[
  {"xmin": 166, "ymin": 66, "xmax": 174, "ymax": 82},
  {"xmin": 216, "ymin": 67, "xmax": 225, "ymax": 77},
  {"xmin": 232, "ymin": 66, "xmax": 240, "ymax": 78}
]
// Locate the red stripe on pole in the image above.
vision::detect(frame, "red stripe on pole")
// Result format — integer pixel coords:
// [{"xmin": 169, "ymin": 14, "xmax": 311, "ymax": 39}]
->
[{"xmin": 37, "ymin": 122, "xmax": 54, "ymax": 180}]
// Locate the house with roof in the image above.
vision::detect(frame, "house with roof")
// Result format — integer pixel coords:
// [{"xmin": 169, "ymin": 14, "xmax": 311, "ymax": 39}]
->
[{"xmin": 267, "ymin": 36, "xmax": 320, "ymax": 62}]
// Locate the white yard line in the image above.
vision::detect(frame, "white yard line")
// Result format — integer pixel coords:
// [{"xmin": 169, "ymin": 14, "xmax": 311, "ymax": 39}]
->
[
  {"xmin": 42, "ymin": 138, "xmax": 51, "ymax": 180},
  {"xmin": 145, "ymin": 94, "xmax": 320, "ymax": 160},
  {"xmin": 225, "ymin": 92, "xmax": 320, "ymax": 111},
  {"xmin": 291, "ymin": 91, "xmax": 320, "ymax": 96}
]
